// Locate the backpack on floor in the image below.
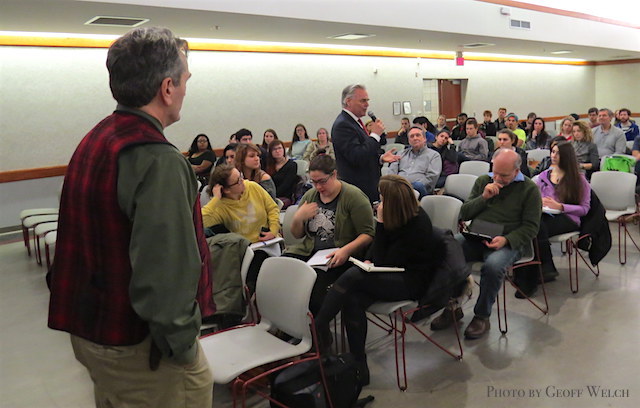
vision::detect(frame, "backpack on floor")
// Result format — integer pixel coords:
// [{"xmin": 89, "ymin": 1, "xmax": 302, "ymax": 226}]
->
[{"xmin": 270, "ymin": 353, "xmax": 368, "ymax": 408}]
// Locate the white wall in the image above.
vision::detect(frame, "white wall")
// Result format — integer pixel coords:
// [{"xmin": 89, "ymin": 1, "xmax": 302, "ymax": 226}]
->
[
  {"xmin": 0, "ymin": 176, "xmax": 63, "ymax": 231},
  {"xmin": 594, "ymin": 63, "xmax": 640, "ymax": 111}
]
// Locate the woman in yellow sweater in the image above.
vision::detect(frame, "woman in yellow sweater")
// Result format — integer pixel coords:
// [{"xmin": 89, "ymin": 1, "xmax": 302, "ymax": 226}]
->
[{"xmin": 202, "ymin": 164, "xmax": 281, "ymax": 297}]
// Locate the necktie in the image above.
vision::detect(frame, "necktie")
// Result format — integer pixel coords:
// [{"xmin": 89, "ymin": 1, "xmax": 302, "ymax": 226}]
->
[{"xmin": 358, "ymin": 118, "xmax": 369, "ymax": 135}]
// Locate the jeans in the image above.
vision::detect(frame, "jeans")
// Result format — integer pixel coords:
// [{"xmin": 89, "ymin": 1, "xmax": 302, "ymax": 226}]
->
[
  {"xmin": 456, "ymin": 234, "xmax": 521, "ymax": 318},
  {"xmin": 411, "ymin": 181, "xmax": 430, "ymax": 199}
]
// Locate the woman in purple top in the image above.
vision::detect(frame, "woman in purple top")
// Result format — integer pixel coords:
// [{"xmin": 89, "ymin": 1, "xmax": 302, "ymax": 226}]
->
[{"xmin": 532, "ymin": 142, "xmax": 591, "ymax": 284}]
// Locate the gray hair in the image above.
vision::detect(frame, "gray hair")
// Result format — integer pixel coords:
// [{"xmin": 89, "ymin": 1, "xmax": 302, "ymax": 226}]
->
[
  {"xmin": 107, "ymin": 27, "xmax": 188, "ymax": 108},
  {"xmin": 598, "ymin": 108, "xmax": 614, "ymax": 118},
  {"xmin": 408, "ymin": 125, "xmax": 426, "ymax": 136},
  {"xmin": 341, "ymin": 84, "xmax": 366, "ymax": 108},
  {"xmin": 492, "ymin": 148, "xmax": 521, "ymax": 170}
]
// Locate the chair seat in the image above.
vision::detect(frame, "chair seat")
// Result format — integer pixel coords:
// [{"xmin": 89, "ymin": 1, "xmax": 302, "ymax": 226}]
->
[
  {"xmin": 23, "ymin": 214, "xmax": 59, "ymax": 228},
  {"xmin": 548, "ymin": 231, "xmax": 580, "ymax": 243},
  {"xmin": 367, "ymin": 300, "xmax": 417, "ymax": 315},
  {"xmin": 201, "ymin": 325, "xmax": 311, "ymax": 384},
  {"xmin": 44, "ymin": 231, "xmax": 57, "ymax": 245},
  {"xmin": 605, "ymin": 208, "xmax": 636, "ymax": 221},
  {"xmin": 34, "ymin": 222, "xmax": 58, "ymax": 236},
  {"xmin": 20, "ymin": 208, "xmax": 58, "ymax": 221}
]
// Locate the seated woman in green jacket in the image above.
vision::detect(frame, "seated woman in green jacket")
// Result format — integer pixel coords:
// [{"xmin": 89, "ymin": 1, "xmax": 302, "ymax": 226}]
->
[{"xmin": 284, "ymin": 153, "xmax": 375, "ymax": 314}]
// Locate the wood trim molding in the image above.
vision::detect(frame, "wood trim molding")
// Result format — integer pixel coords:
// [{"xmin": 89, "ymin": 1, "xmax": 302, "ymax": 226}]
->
[
  {"xmin": 476, "ymin": 0, "xmax": 640, "ymax": 30},
  {"xmin": 0, "ymin": 165, "xmax": 67, "ymax": 183}
]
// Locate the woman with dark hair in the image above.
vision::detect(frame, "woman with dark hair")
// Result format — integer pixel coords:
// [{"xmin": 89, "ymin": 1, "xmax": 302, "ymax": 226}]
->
[
  {"xmin": 187, "ymin": 134, "xmax": 216, "ymax": 186},
  {"xmin": 314, "ymin": 174, "xmax": 441, "ymax": 385},
  {"xmin": 214, "ymin": 143, "xmax": 238, "ymax": 167},
  {"xmin": 303, "ymin": 127, "xmax": 335, "ymax": 162},
  {"xmin": 571, "ymin": 121, "xmax": 600, "ymax": 176},
  {"xmin": 284, "ymin": 154, "xmax": 375, "ymax": 314},
  {"xmin": 235, "ymin": 143, "xmax": 276, "ymax": 199},
  {"xmin": 266, "ymin": 139, "xmax": 298, "ymax": 208},
  {"xmin": 525, "ymin": 117, "xmax": 551, "ymax": 150},
  {"xmin": 288, "ymin": 123, "xmax": 312, "ymax": 160},
  {"xmin": 518, "ymin": 142, "xmax": 591, "ymax": 296},
  {"xmin": 532, "ymin": 136, "xmax": 567, "ymax": 176},
  {"xmin": 261, "ymin": 129, "xmax": 278, "ymax": 150},
  {"xmin": 429, "ymin": 129, "xmax": 459, "ymax": 188}
]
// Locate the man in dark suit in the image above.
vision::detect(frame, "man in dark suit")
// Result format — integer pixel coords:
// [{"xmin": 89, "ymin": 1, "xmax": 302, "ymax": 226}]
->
[{"xmin": 332, "ymin": 84, "xmax": 399, "ymax": 202}]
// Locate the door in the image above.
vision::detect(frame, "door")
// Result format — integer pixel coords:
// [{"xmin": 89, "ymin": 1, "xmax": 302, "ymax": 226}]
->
[{"xmin": 438, "ymin": 80, "xmax": 462, "ymax": 128}]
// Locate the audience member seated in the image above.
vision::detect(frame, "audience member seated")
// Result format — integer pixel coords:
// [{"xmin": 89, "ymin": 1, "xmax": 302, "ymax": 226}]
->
[
  {"xmin": 557, "ymin": 116, "xmax": 575, "ymax": 141},
  {"xmin": 532, "ymin": 136, "xmax": 566, "ymax": 176},
  {"xmin": 314, "ymin": 175, "xmax": 443, "ymax": 385},
  {"xmin": 236, "ymin": 127, "xmax": 267, "ymax": 169},
  {"xmin": 201, "ymin": 164, "xmax": 281, "ymax": 315},
  {"xmin": 435, "ymin": 114, "xmax": 450, "ymax": 133},
  {"xmin": 430, "ymin": 149, "xmax": 541, "ymax": 339},
  {"xmin": 215, "ymin": 143, "xmax": 238, "ymax": 167},
  {"xmin": 571, "ymin": 121, "xmax": 600, "ymax": 177},
  {"xmin": 520, "ymin": 112, "xmax": 537, "ymax": 133},
  {"xmin": 457, "ymin": 118, "xmax": 489, "ymax": 163},
  {"xmin": 593, "ymin": 108, "xmax": 626, "ymax": 158},
  {"xmin": 388, "ymin": 126, "xmax": 441, "ymax": 198},
  {"xmin": 228, "ymin": 133, "xmax": 238, "ymax": 144},
  {"xmin": 494, "ymin": 129, "xmax": 530, "ymax": 177},
  {"xmin": 394, "ymin": 117, "xmax": 411, "ymax": 145},
  {"xmin": 235, "ymin": 143, "xmax": 277, "ymax": 199},
  {"xmin": 451, "ymin": 113, "xmax": 468, "ymax": 140},
  {"xmin": 261, "ymin": 128, "xmax": 279, "ymax": 151},
  {"xmin": 412, "ymin": 116, "xmax": 436, "ymax": 142},
  {"xmin": 288, "ymin": 123, "xmax": 312, "ymax": 160},
  {"xmin": 525, "ymin": 117, "xmax": 551, "ymax": 150},
  {"xmin": 616, "ymin": 108, "xmax": 639, "ymax": 142},
  {"xmin": 480, "ymin": 110, "xmax": 497, "ymax": 136},
  {"xmin": 283, "ymin": 154, "xmax": 375, "ymax": 314},
  {"xmin": 495, "ymin": 107, "xmax": 507, "ymax": 131},
  {"xmin": 430, "ymin": 129, "xmax": 459, "ymax": 188},
  {"xmin": 520, "ymin": 142, "xmax": 591, "ymax": 296},
  {"xmin": 506, "ymin": 113, "xmax": 526, "ymax": 147},
  {"xmin": 304, "ymin": 127, "xmax": 335, "ymax": 161},
  {"xmin": 187, "ymin": 133, "xmax": 216, "ymax": 187},
  {"xmin": 266, "ymin": 139, "xmax": 299, "ymax": 208},
  {"xmin": 586, "ymin": 107, "xmax": 599, "ymax": 128}
]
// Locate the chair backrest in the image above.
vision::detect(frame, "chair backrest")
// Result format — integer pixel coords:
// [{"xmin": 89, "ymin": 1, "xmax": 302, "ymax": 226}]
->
[
  {"xmin": 525, "ymin": 148, "xmax": 550, "ymax": 163},
  {"xmin": 590, "ymin": 171, "xmax": 637, "ymax": 211},
  {"xmin": 294, "ymin": 159, "xmax": 309, "ymax": 178},
  {"xmin": 626, "ymin": 140, "xmax": 635, "ymax": 152},
  {"xmin": 383, "ymin": 143, "xmax": 406, "ymax": 153},
  {"xmin": 282, "ymin": 205, "xmax": 304, "ymax": 247},
  {"xmin": 459, "ymin": 160, "xmax": 490, "ymax": 177},
  {"xmin": 420, "ymin": 195, "xmax": 462, "ymax": 232},
  {"xmin": 240, "ymin": 246, "xmax": 255, "ymax": 295},
  {"xmin": 443, "ymin": 174, "xmax": 478, "ymax": 202},
  {"xmin": 255, "ymin": 257, "xmax": 317, "ymax": 340}
]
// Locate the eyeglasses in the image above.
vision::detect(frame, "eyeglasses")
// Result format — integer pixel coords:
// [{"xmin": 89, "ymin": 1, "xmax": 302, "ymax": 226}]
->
[
  {"xmin": 310, "ymin": 174, "xmax": 333, "ymax": 186},
  {"xmin": 227, "ymin": 174, "xmax": 244, "ymax": 187}
]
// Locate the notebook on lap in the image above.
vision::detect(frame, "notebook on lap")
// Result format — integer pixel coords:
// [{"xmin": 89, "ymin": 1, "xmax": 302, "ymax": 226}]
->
[{"xmin": 461, "ymin": 219, "xmax": 504, "ymax": 242}]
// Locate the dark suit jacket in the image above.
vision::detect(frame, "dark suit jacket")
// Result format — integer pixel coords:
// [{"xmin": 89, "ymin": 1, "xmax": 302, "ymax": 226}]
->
[{"xmin": 332, "ymin": 110, "xmax": 383, "ymax": 202}]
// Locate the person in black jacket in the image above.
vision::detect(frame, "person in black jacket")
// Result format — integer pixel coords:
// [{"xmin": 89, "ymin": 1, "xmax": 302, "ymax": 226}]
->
[{"xmin": 314, "ymin": 174, "xmax": 443, "ymax": 386}]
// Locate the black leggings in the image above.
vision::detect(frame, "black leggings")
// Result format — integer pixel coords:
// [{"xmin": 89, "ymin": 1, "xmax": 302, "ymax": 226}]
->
[{"xmin": 315, "ymin": 266, "xmax": 420, "ymax": 359}]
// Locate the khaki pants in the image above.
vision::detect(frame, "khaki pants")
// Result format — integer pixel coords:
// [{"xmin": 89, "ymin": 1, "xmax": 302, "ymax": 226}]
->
[{"xmin": 71, "ymin": 335, "xmax": 213, "ymax": 408}]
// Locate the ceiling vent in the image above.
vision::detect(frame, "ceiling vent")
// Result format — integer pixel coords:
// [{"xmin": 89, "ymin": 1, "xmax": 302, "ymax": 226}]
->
[
  {"xmin": 509, "ymin": 19, "xmax": 531, "ymax": 30},
  {"xmin": 328, "ymin": 33, "xmax": 375, "ymax": 40},
  {"xmin": 462, "ymin": 43, "xmax": 495, "ymax": 49},
  {"xmin": 85, "ymin": 16, "xmax": 149, "ymax": 27}
]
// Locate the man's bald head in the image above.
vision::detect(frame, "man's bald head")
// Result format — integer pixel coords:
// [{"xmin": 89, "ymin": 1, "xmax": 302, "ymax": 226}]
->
[{"xmin": 491, "ymin": 148, "xmax": 521, "ymax": 186}]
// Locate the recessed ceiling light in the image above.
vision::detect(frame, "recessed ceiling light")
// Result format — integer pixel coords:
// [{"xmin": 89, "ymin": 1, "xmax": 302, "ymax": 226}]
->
[
  {"xmin": 550, "ymin": 50, "xmax": 573, "ymax": 55},
  {"xmin": 328, "ymin": 33, "xmax": 375, "ymax": 40}
]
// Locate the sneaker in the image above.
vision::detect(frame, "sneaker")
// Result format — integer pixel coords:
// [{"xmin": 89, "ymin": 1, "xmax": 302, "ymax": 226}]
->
[
  {"xmin": 464, "ymin": 316, "xmax": 490, "ymax": 339},
  {"xmin": 430, "ymin": 307, "xmax": 463, "ymax": 331}
]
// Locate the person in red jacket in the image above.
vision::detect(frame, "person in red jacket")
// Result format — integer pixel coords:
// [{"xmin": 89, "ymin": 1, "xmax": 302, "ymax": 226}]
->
[{"xmin": 47, "ymin": 27, "xmax": 213, "ymax": 407}]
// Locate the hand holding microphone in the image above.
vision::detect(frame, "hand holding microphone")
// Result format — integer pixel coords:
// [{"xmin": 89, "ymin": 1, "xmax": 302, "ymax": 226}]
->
[{"xmin": 367, "ymin": 111, "xmax": 386, "ymax": 137}]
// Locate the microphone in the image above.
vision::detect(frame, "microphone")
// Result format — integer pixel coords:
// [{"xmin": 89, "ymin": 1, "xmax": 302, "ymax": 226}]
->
[{"xmin": 367, "ymin": 111, "xmax": 388, "ymax": 142}]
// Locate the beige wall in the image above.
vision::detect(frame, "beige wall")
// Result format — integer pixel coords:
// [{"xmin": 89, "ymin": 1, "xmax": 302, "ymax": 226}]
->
[{"xmin": 595, "ymin": 63, "xmax": 640, "ymax": 111}]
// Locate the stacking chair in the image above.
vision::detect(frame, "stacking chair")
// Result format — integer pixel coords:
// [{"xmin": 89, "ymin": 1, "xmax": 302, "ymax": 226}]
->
[
  {"xmin": 239, "ymin": 247, "xmax": 257, "ymax": 323},
  {"xmin": 44, "ymin": 231, "xmax": 57, "ymax": 269},
  {"xmin": 443, "ymin": 174, "xmax": 478, "ymax": 202},
  {"xmin": 200, "ymin": 257, "xmax": 333, "ymax": 408},
  {"xmin": 281, "ymin": 205, "xmax": 303, "ymax": 247},
  {"xmin": 525, "ymin": 148, "xmax": 550, "ymax": 162},
  {"xmin": 496, "ymin": 240, "xmax": 549, "ymax": 334},
  {"xmin": 293, "ymin": 159, "xmax": 309, "ymax": 179},
  {"xmin": 590, "ymin": 171, "xmax": 639, "ymax": 264},
  {"xmin": 366, "ymin": 299, "xmax": 463, "ymax": 390},
  {"xmin": 382, "ymin": 143, "xmax": 406, "ymax": 153},
  {"xmin": 459, "ymin": 160, "xmax": 490, "ymax": 177},
  {"xmin": 420, "ymin": 195, "xmax": 462, "ymax": 232},
  {"xmin": 21, "ymin": 213, "xmax": 59, "ymax": 257},
  {"xmin": 20, "ymin": 209, "xmax": 58, "ymax": 256},
  {"xmin": 33, "ymin": 221, "xmax": 58, "ymax": 266}
]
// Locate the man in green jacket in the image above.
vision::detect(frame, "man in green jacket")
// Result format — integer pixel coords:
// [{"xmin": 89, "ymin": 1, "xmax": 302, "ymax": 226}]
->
[{"xmin": 431, "ymin": 148, "xmax": 541, "ymax": 339}]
